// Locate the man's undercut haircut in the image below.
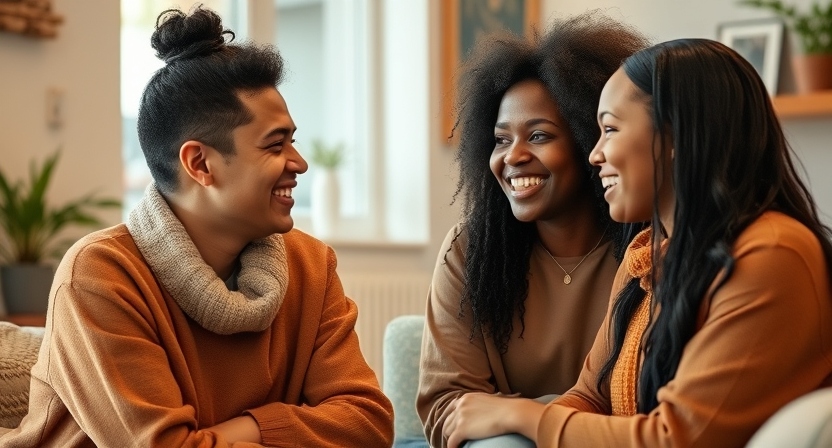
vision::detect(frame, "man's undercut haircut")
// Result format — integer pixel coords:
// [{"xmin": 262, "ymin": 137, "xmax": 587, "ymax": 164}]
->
[{"xmin": 137, "ymin": 6, "xmax": 285, "ymax": 193}]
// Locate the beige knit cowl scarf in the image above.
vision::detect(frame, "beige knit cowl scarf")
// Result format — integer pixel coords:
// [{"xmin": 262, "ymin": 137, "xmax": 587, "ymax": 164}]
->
[{"xmin": 126, "ymin": 184, "xmax": 288, "ymax": 335}]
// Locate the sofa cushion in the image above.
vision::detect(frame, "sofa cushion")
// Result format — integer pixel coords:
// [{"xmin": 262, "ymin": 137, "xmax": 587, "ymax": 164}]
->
[
  {"xmin": 745, "ymin": 387, "xmax": 832, "ymax": 448},
  {"xmin": 0, "ymin": 322, "xmax": 44, "ymax": 429},
  {"xmin": 383, "ymin": 315, "xmax": 426, "ymax": 445}
]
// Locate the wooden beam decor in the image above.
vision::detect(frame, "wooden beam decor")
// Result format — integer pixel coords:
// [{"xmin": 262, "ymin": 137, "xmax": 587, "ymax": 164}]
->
[{"xmin": 0, "ymin": 0, "xmax": 64, "ymax": 39}]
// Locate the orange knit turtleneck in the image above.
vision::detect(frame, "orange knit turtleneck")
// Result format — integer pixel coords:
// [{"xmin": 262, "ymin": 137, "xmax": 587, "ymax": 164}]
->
[{"xmin": 610, "ymin": 227, "xmax": 665, "ymax": 416}]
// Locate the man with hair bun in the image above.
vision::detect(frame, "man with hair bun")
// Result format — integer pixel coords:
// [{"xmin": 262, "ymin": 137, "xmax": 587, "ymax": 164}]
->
[{"xmin": 0, "ymin": 6, "xmax": 393, "ymax": 447}]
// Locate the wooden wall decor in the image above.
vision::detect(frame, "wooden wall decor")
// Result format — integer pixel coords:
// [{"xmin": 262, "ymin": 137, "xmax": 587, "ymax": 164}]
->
[
  {"xmin": 0, "ymin": 0, "xmax": 64, "ymax": 39},
  {"xmin": 440, "ymin": 0, "xmax": 540, "ymax": 144}
]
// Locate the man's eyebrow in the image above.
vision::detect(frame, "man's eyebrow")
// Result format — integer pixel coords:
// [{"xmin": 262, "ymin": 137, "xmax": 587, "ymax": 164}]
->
[{"xmin": 261, "ymin": 126, "xmax": 296, "ymax": 141}]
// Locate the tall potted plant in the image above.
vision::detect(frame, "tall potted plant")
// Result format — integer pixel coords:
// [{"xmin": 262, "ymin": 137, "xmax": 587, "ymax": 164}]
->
[
  {"xmin": 309, "ymin": 140, "xmax": 344, "ymax": 239},
  {"xmin": 0, "ymin": 151, "xmax": 120, "ymax": 314},
  {"xmin": 739, "ymin": 0, "xmax": 832, "ymax": 92}
]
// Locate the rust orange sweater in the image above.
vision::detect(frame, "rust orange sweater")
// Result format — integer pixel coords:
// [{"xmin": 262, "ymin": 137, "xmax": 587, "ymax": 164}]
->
[
  {"xmin": 539, "ymin": 211, "xmax": 832, "ymax": 447},
  {"xmin": 0, "ymin": 225, "xmax": 393, "ymax": 447}
]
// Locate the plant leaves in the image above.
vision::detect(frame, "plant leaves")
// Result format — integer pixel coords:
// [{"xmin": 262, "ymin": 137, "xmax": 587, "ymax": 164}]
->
[
  {"xmin": 0, "ymin": 150, "xmax": 122, "ymax": 264},
  {"xmin": 738, "ymin": 0, "xmax": 832, "ymax": 53}
]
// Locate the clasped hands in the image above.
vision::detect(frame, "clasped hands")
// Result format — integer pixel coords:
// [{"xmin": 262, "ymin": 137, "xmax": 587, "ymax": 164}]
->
[{"xmin": 442, "ymin": 392, "xmax": 546, "ymax": 448}]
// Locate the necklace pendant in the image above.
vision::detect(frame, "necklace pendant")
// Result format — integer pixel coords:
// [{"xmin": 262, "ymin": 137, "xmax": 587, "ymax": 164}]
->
[{"xmin": 563, "ymin": 274, "xmax": 572, "ymax": 285}]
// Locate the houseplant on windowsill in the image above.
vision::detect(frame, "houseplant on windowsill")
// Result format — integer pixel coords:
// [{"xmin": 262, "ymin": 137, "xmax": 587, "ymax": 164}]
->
[
  {"xmin": 309, "ymin": 140, "xmax": 344, "ymax": 239},
  {"xmin": 739, "ymin": 0, "xmax": 832, "ymax": 92},
  {"xmin": 0, "ymin": 151, "xmax": 121, "ymax": 314}
]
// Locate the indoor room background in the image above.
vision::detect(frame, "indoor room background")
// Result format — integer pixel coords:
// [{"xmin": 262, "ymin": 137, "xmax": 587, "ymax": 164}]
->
[{"xmin": 1, "ymin": 0, "xmax": 829, "ymax": 379}]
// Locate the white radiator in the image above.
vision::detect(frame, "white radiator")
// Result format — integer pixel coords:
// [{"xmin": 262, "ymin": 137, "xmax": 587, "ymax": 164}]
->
[{"xmin": 340, "ymin": 272, "xmax": 430, "ymax": 380}]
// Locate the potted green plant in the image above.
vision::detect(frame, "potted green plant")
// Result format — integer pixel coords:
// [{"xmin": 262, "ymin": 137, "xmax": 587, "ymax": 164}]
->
[
  {"xmin": 309, "ymin": 140, "xmax": 345, "ymax": 238},
  {"xmin": 739, "ymin": 0, "xmax": 832, "ymax": 92},
  {"xmin": 311, "ymin": 139, "xmax": 345, "ymax": 169},
  {"xmin": 0, "ymin": 151, "xmax": 121, "ymax": 314}
]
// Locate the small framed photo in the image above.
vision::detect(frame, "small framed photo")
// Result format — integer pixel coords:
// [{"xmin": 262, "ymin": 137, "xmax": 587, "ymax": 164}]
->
[{"xmin": 718, "ymin": 18, "xmax": 784, "ymax": 95}]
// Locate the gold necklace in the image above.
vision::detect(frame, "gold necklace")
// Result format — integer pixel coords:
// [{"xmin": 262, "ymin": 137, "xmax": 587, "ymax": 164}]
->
[{"xmin": 541, "ymin": 226, "xmax": 608, "ymax": 285}]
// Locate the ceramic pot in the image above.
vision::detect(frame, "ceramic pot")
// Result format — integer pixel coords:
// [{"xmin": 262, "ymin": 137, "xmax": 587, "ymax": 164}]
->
[
  {"xmin": 1, "ymin": 264, "xmax": 54, "ymax": 314},
  {"xmin": 311, "ymin": 169, "xmax": 341, "ymax": 239},
  {"xmin": 792, "ymin": 54, "xmax": 832, "ymax": 93}
]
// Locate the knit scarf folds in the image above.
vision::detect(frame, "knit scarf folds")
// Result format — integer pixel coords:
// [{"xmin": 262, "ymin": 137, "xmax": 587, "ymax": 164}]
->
[
  {"xmin": 610, "ymin": 227, "xmax": 662, "ymax": 416},
  {"xmin": 126, "ymin": 184, "xmax": 288, "ymax": 335}
]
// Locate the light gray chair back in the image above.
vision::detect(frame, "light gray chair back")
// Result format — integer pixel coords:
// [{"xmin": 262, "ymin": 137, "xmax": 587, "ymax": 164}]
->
[
  {"xmin": 745, "ymin": 388, "xmax": 832, "ymax": 448},
  {"xmin": 383, "ymin": 315, "xmax": 427, "ymax": 446}
]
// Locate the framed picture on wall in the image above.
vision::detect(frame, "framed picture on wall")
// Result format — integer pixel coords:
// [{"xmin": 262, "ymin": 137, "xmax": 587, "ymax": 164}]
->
[
  {"xmin": 441, "ymin": 0, "xmax": 540, "ymax": 143},
  {"xmin": 717, "ymin": 18, "xmax": 784, "ymax": 95}
]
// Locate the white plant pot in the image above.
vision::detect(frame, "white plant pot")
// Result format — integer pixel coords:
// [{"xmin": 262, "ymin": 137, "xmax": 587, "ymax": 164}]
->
[{"xmin": 311, "ymin": 169, "xmax": 341, "ymax": 239}]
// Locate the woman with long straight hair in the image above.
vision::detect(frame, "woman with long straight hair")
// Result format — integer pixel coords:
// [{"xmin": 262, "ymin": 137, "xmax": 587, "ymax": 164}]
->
[{"xmin": 443, "ymin": 38, "xmax": 832, "ymax": 448}]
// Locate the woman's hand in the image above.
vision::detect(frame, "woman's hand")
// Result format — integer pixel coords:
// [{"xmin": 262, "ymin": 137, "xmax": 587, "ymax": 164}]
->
[
  {"xmin": 443, "ymin": 393, "xmax": 545, "ymax": 448},
  {"xmin": 207, "ymin": 415, "xmax": 262, "ymax": 444}
]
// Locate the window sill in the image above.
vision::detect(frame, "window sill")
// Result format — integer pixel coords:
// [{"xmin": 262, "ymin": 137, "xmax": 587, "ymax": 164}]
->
[
  {"xmin": 292, "ymin": 215, "xmax": 429, "ymax": 249},
  {"xmin": 321, "ymin": 237, "xmax": 428, "ymax": 250}
]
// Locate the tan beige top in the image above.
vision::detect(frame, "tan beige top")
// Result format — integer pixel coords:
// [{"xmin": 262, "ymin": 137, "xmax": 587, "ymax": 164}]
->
[
  {"xmin": 539, "ymin": 211, "xmax": 832, "ymax": 447},
  {"xmin": 0, "ymin": 225, "xmax": 393, "ymax": 448},
  {"xmin": 418, "ymin": 224, "xmax": 619, "ymax": 447}
]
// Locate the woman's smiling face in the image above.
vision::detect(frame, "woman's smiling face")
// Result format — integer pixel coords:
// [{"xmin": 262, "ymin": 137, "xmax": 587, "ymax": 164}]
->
[
  {"xmin": 589, "ymin": 68, "xmax": 675, "ymax": 225},
  {"xmin": 489, "ymin": 79, "xmax": 586, "ymax": 223}
]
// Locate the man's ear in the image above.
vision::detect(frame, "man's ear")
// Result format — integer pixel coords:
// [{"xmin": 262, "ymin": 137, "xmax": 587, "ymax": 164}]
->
[{"xmin": 179, "ymin": 140, "xmax": 215, "ymax": 187}]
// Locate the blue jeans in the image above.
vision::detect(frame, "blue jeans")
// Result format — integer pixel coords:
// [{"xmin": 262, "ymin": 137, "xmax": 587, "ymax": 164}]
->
[
  {"xmin": 397, "ymin": 394, "xmax": 558, "ymax": 448},
  {"xmin": 395, "ymin": 433, "xmax": 537, "ymax": 448},
  {"xmin": 463, "ymin": 432, "xmax": 536, "ymax": 448}
]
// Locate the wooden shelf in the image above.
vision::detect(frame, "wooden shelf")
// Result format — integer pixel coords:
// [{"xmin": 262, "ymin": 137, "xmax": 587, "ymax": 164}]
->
[{"xmin": 773, "ymin": 90, "xmax": 832, "ymax": 118}]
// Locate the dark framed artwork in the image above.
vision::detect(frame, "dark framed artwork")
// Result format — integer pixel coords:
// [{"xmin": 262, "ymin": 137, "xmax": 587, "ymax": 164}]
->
[
  {"xmin": 718, "ymin": 18, "xmax": 784, "ymax": 95},
  {"xmin": 441, "ymin": 0, "xmax": 540, "ymax": 142}
]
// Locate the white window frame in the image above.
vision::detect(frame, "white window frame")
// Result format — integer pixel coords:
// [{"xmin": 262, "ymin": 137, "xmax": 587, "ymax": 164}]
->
[
  {"xmin": 268, "ymin": 0, "xmax": 429, "ymax": 245},
  {"xmin": 122, "ymin": 0, "xmax": 429, "ymax": 246}
]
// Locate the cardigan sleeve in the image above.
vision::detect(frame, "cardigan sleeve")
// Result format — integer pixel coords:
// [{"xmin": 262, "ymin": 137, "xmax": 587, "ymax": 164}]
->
[
  {"xmin": 538, "ymin": 217, "xmax": 832, "ymax": 448},
  {"xmin": 417, "ymin": 225, "xmax": 498, "ymax": 448},
  {"xmin": 245, "ymin": 246, "xmax": 394, "ymax": 448}
]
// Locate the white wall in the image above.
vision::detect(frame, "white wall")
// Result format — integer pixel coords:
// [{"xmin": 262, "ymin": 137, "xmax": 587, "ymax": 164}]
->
[
  {"xmin": 784, "ymin": 118, "xmax": 832, "ymax": 224},
  {"xmin": 542, "ymin": 0, "xmax": 832, "ymax": 224},
  {"xmin": 0, "ymin": 0, "xmax": 122, "ymax": 241}
]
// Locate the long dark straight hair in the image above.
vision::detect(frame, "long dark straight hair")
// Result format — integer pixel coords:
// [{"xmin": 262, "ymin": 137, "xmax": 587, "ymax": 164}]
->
[{"xmin": 595, "ymin": 38, "xmax": 832, "ymax": 412}]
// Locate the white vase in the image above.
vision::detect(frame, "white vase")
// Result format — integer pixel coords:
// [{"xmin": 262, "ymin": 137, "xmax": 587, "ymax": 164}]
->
[{"xmin": 311, "ymin": 168, "xmax": 341, "ymax": 239}]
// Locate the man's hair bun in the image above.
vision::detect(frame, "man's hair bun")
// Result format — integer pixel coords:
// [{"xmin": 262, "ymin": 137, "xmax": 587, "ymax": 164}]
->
[{"xmin": 150, "ymin": 6, "xmax": 235, "ymax": 64}]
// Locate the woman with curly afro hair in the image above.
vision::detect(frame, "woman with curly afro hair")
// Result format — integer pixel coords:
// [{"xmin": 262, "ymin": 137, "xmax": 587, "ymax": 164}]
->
[{"xmin": 417, "ymin": 10, "xmax": 648, "ymax": 448}]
